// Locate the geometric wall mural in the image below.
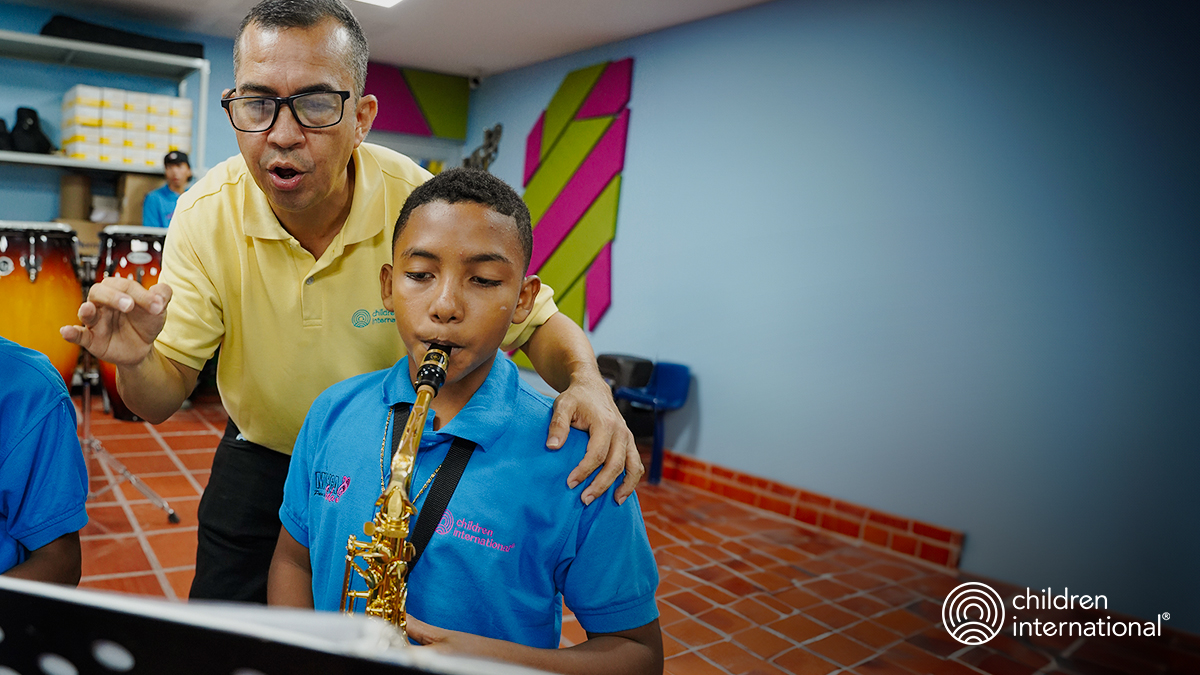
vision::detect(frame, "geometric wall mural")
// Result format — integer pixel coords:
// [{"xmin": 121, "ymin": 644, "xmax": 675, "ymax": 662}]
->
[
  {"xmin": 522, "ymin": 58, "xmax": 633, "ymax": 333},
  {"xmin": 364, "ymin": 62, "xmax": 469, "ymax": 141}
]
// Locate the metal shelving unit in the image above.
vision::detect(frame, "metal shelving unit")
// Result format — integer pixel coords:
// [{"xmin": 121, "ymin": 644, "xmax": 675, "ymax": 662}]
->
[{"xmin": 0, "ymin": 27, "xmax": 210, "ymax": 171}]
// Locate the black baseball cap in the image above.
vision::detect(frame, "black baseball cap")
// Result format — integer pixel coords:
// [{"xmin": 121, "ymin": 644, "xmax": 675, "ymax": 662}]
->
[{"xmin": 163, "ymin": 151, "xmax": 189, "ymax": 167}]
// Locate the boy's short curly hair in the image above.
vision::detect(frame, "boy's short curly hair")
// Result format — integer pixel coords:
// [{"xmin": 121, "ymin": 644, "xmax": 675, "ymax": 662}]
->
[{"xmin": 393, "ymin": 168, "xmax": 533, "ymax": 271}]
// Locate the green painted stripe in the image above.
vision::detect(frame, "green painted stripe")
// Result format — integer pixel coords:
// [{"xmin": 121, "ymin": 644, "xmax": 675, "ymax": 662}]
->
[
  {"xmin": 523, "ymin": 116, "xmax": 612, "ymax": 224},
  {"xmin": 541, "ymin": 62, "xmax": 606, "ymax": 161},
  {"xmin": 554, "ymin": 273, "xmax": 588, "ymax": 330},
  {"xmin": 403, "ymin": 69, "xmax": 469, "ymax": 140},
  {"xmin": 536, "ymin": 175, "xmax": 621, "ymax": 294}
]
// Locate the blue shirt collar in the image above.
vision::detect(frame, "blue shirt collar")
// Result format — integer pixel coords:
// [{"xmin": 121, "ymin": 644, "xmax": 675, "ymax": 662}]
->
[{"xmin": 380, "ymin": 353, "xmax": 519, "ymax": 452}]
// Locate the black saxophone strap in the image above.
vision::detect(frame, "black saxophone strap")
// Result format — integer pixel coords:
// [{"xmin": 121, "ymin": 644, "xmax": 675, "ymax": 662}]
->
[{"xmin": 388, "ymin": 402, "xmax": 477, "ymax": 570}]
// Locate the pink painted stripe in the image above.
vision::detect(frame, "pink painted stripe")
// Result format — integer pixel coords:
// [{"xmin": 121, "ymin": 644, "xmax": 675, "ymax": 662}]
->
[
  {"xmin": 524, "ymin": 111, "xmax": 545, "ymax": 187},
  {"xmin": 365, "ymin": 62, "xmax": 432, "ymax": 136},
  {"xmin": 576, "ymin": 58, "xmax": 633, "ymax": 119},
  {"xmin": 586, "ymin": 242, "xmax": 613, "ymax": 331},
  {"xmin": 529, "ymin": 108, "xmax": 629, "ymax": 272}
]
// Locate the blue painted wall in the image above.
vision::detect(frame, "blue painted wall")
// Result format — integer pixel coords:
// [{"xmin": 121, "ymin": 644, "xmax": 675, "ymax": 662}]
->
[
  {"xmin": 0, "ymin": 1, "xmax": 237, "ymax": 220},
  {"xmin": 468, "ymin": 0, "xmax": 1200, "ymax": 629}
]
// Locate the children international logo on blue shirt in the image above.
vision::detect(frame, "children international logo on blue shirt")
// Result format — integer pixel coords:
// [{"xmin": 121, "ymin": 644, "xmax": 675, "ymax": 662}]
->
[{"xmin": 351, "ymin": 308, "xmax": 395, "ymax": 328}]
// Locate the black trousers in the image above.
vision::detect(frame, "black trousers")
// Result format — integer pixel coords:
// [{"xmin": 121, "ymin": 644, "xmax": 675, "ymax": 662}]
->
[{"xmin": 189, "ymin": 419, "xmax": 291, "ymax": 603}]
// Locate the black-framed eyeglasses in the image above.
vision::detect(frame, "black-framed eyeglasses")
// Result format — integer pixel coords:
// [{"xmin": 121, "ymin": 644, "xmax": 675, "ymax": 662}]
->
[{"xmin": 221, "ymin": 91, "xmax": 351, "ymax": 133}]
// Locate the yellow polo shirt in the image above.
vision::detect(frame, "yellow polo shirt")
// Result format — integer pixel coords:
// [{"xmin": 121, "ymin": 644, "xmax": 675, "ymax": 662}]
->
[{"xmin": 156, "ymin": 143, "xmax": 558, "ymax": 454}]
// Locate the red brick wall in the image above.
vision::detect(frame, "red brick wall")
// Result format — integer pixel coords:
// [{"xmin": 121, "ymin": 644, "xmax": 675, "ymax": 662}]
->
[{"xmin": 659, "ymin": 451, "xmax": 963, "ymax": 570}]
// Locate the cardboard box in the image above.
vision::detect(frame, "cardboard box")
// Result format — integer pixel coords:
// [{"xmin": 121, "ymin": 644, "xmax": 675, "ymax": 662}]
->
[
  {"xmin": 97, "ymin": 144, "xmax": 121, "ymax": 164},
  {"xmin": 145, "ymin": 132, "xmax": 167, "ymax": 151},
  {"xmin": 101, "ymin": 108, "xmax": 128, "ymax": 129},
  {"xmin": 167, "ymin": 134, "xmax": 191, "ymax": 153},
  {"xmin": 63, "ymin": 104, "xmax": 102, "ymax": 127},
  {"xmin": 98, "ymin": 127, "xmax": 126, "ymax": 147},
  {"xmin": 59, "ymin": 174, "xmax": 91, "ymax": 221},
  {"xmin": 117, "ymin": 174, "xmax": 166, "ymax": 226},
  {"xmin": 125, "ymin": 91, "xmax": 150, "ymax": 113},
  {"xmin": 147, "ymin": 115, "xmax": 170, "ymax": 132},
  {"xmin": 148, "ymin": 94, "xmax": 173, "ymax": 115},
  {"xmin": 169, "ymin": 97, "xmax": 192, "ymax": 118},
  {"xmin": 65, "ymin": 141, "xmax": 101, "ymax": 162},
  {"xmin": 126, "ymin": 112, "xmax": 148, "ymax": 132},
  {"xmin": 54, "ymin": 218, "xmax": 106, "ymax": 260},
  {"xmin": 62, "ymin": 125, "xmax": 99, "ymax": 145},
  {"xmin": 122, "ymin": 148, "xmax": 147, "ymax": 167},
  {"xmin": 100, "ymin": 88, "xmax": 126, "ymax": 110},
  {"xmin": 63, "ymin": 84, "xmax": 101, "ymax": 109}
]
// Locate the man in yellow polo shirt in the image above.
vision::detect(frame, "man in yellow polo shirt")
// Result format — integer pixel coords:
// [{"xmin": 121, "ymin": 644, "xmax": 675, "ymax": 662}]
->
[{"xmin": 62, "ymin": 0, "xmax": 640, "ymax": 604}]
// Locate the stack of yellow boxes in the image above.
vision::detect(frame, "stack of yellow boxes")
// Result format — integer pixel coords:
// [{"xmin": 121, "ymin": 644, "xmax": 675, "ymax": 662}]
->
[{"xmin": 62, "ymin": 85, "xmax": 193, "ymax": 169}]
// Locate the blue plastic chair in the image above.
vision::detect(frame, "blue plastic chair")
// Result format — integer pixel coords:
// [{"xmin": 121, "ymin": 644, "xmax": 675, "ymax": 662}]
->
[{"xmin": 615, "ymin": 362, "xmax": 691, "ymax": 484}]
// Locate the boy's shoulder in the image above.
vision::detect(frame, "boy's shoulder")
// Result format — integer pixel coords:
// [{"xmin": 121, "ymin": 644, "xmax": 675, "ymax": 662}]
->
[{"xmin": 499, "ymin": 365, "xmax": 590, "ymax": 454}]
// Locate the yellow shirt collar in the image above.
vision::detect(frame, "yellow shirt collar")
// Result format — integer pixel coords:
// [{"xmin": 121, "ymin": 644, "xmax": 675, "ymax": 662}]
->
[{"xmin": 240, "ymin": 144, "xmax": 386, "ymax": 247}]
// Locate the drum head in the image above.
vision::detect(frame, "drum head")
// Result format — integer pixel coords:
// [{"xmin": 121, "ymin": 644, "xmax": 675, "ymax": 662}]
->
[
  {"xmin": 100, "ymin": 225, "xmax": 167, "ymax": 238},
  {"xmin": 0, "ymin": 221, "xmax": 77, "ymax": 236}
]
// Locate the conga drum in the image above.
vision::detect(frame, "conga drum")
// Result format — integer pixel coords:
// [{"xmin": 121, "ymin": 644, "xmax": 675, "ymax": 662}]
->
[
  {"xmin": 96, "ymin": 225, "xmax": 166, "ymax": 421},
  {"xmin": 0, "ymin": 222, "xmax": 82, "ymax": 387}
]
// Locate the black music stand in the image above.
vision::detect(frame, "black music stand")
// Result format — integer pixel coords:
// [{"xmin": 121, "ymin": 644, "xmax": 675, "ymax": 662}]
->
[{"xmin": 0, "ymin": 576, "xmax": 549, "ymax": 674}]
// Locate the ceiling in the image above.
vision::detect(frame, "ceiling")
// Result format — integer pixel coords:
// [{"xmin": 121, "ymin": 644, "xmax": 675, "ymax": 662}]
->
[{"xmin": 23, "ymin": 0, "xmax": 774, "ymax": 76}]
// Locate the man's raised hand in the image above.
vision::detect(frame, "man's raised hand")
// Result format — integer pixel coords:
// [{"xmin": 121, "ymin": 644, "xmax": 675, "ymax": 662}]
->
[{"xmin": 60, "ymin": 277, "xmax": 172, "ymax": 366}]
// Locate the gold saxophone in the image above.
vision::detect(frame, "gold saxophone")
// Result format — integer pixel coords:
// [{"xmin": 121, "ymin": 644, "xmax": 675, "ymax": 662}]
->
[{"xmin": 341, "ymin": 347, "xmax": 449, "ymax": 634}]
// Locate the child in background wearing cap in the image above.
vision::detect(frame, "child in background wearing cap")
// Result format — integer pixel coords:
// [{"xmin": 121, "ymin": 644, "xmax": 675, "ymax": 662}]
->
[{"xmin": 142, "ymin": 151, "xmax": 193, "ymax": 229}]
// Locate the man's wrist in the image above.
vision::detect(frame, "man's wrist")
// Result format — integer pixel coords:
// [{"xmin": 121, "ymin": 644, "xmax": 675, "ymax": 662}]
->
[{"xmin": 565, "ymin": 354, "xmax": 606, "ymax": 389}]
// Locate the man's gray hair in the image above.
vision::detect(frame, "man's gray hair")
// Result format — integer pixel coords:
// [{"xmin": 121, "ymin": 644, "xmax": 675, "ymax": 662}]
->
[{"xmin": 234, "ymin": 0, "xmax": 370, "ymax": 95}]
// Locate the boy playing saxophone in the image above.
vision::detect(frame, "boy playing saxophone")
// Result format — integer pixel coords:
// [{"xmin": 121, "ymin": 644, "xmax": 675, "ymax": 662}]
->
[{"xmin": 269, "ymin": 169, "xmax": 662, "ymax": 674}]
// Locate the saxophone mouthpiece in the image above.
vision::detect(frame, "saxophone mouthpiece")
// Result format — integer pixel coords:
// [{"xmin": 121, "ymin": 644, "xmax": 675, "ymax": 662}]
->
[{"xmin": 415, "ymin": 345, "xmax": 450, "ymax": 393}]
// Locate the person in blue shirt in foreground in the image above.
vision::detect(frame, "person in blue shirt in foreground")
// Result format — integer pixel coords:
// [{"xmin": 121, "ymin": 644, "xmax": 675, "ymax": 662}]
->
[
  {"xmin": 0, "ymin": 337, "xmax": 89, "ymax": 584},
  {"xmin": 141, "ymin": 150, "xmax": 192, "ymax": 228},
  {"xmin": 269, "ymin": 168, "xmax": 662, "ymax": 674}
]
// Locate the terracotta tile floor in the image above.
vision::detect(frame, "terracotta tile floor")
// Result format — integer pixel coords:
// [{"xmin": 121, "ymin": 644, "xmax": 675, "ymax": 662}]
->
[
  {"xmin": 78, "ymin": 396, "xmax": 224, "ymax": 600},
  {"xmin": 75, "ymin": 399, "xmax": 1200, "ymax": 674}
]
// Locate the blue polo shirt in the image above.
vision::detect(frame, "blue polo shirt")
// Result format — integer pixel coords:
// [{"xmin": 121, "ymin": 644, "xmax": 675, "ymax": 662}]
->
[
  {"xmin": 142, "ymin": 184, "xmax": 180, "ymax": 228},
  {"xmin": 281, "ymin": 354, "xmax": 659, "ymax": 648},
  {"xmin": 0, "ymin": 338, "xmax": 89, "ymax": 574}
]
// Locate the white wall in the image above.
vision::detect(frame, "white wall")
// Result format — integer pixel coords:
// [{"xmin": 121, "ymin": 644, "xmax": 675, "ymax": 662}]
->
[{"xmin": 467, "ymin": 0, "xmax": 1200, "ymax": 629}]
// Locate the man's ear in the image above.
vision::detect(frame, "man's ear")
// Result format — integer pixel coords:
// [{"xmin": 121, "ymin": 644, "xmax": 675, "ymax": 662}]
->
[
  {"xmin": 380, "ymin": 263, "xmax": 394, "ymax": 311},
  {"xmin": 511, "ymin": 275, "xmax": 541, "ymax": 325},
  {"xmin": 354, "ymin": 94, "xmax": 378, "ymax": 147}
]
